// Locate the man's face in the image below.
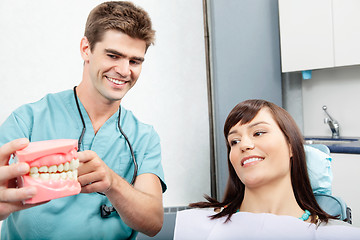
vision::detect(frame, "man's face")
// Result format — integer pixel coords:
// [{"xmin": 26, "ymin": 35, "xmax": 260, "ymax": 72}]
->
[{"xmin": 81, "ymin": 30, "xmax": 147, "ymax": 103}]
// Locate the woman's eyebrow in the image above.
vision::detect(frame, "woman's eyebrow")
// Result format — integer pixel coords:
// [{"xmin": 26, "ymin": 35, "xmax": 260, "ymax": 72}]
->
[
  {"xmin": 227, "ymin": 121, "xmax": 270, "ymax": 137},
  {"xmin": 228, "ymin": 130, "xmax": 237, "ymax": 137},
  {"xmin": 248, "ymin": 121, "xmax": 270, "ymax": 128}
]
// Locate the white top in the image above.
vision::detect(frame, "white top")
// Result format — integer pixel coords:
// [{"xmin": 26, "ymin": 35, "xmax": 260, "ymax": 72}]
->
[{"xmin": 174, "ymin": 208, "xmax": 360, "ymax": 240}]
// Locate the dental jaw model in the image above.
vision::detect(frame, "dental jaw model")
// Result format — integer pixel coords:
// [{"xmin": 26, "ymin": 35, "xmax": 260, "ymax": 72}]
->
[{"xmin": 15, "ymin": 139, "xmax": 81, "ymax": 204}]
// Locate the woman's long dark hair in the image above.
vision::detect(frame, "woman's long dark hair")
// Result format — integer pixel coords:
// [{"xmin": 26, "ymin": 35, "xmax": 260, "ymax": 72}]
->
[{"xmin": 190, "ymin": 99, "xmax": 336, "ymax": 224}]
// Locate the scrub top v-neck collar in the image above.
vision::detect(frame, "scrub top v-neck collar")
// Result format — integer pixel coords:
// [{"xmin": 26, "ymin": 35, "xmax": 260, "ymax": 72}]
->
[{"xmin": 69, "ymin": 94, "xmax": 122, "ymax": 152}]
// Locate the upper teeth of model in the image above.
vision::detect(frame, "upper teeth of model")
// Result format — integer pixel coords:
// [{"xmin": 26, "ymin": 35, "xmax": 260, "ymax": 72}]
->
[
  {"xmin": 243, "ymin": 157, "xmax": 263, "ymax": 165},
  {"xmin": 29, "ymin": 158, "xmax": 79, "ymax": 180},
  {"xmin": 107, "ymin": 77, "xmax": 125, "ymax": 85}
]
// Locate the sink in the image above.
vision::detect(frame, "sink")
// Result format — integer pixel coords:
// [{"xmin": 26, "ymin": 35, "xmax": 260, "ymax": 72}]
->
[
  {"xmin": 305, "ymin": 137, "xmax": 360, "ymax": 154},
  {"xmin": 305, "ymin": 137, "xmax": 359, "ymax": 145}
]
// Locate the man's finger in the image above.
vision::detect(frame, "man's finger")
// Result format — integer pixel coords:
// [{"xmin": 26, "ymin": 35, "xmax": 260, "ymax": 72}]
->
[
  {"xmin": 1, "ymin": 200, "xmax": 47, "ymax": 220},
  {"xmin": 0, "ymin": 186, "xmax": 37, "ymax": 202},
  {"xmin": 0, "ymin": 163, "xmax": 30, "ymax": 184},
  {"xmin": 77, "ymin": 150, "xmax": 97, "ymax": 163},
  {"xmin": 0, "ymin": 138, "xmax": 29, "ymax": 165}
]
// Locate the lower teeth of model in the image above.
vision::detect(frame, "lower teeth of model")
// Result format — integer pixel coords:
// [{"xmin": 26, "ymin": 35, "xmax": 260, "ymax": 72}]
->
[{"xmin": 30, "ymin": 170, "xmax": 78, "ymax": 180}]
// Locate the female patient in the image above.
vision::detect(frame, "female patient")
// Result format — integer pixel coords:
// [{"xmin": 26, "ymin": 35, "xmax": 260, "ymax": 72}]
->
[{"xmin": 174, "ymin": 99, "xmax": 360, "ymax": 239}]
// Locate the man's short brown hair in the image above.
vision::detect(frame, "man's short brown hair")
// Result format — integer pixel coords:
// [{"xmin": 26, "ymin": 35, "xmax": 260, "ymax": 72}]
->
[{"xmin": 85, "ymin": 1, "xmax": 155, "ymax": 51}]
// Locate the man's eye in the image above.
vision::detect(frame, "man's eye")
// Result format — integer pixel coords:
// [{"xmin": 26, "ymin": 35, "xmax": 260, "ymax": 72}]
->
[
  {"xmin": 108, "ymin": 54, "xmax": 118, "ymax": 59},
  {"xmin": 130, "ymin": 60, "xmax": 140, "ymax": 65}
]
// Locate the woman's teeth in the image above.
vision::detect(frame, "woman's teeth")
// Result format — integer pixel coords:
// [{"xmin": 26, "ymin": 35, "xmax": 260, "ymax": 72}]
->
[{"xmin": 243, "ymin": 157, "xmax": 263, "ymax": 166}]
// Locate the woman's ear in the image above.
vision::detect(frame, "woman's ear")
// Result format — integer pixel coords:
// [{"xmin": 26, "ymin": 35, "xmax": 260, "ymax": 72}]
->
[
  {"xmin": 288, "ymin": 143, "xmax": 293, "ymax": 158},
  {"xmin": 80, "ymin": 36, "xmax": 91, "ymax": 61}
]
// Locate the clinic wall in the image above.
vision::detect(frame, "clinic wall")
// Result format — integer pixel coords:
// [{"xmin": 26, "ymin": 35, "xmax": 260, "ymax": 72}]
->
[
  {"xmin": 302, "ymin": 65, "xmax": 360, "ymax": 137},
  {"xmin": 0, "ymin": 0, "xmax": 210, "ymax": 214},
  {"xmin": 208, "ymin": 0, "xmax": 283, "ymax": 199}
]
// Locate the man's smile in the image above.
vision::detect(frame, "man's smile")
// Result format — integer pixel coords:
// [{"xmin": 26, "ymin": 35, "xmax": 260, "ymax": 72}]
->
[{"xmin": 106, "ymin": 76, "xmax": 128, "ymax": 85}]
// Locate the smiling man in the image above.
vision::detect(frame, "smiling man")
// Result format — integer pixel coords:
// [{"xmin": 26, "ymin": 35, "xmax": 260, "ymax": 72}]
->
[{"xmin": 0, "ymin": 1, "xmax": 166, "ymax": 239}]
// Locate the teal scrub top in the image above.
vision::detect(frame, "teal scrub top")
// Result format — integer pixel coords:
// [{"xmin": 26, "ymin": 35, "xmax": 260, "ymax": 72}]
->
[{"xmin": 0, "ymin": 90, "xmax": 166, "ymax": 240}]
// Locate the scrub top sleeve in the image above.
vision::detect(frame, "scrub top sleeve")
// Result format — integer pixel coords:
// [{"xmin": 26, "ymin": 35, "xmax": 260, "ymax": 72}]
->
[
  {"xmin": 0, "ymin": 111, "xmax": 32, "ymax": 146},
  {"xmin": 137, "ymin": 127, "xmax": 167, "ymax": 193}
]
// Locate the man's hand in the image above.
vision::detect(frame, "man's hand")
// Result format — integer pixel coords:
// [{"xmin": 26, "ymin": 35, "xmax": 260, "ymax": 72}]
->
[
  {"xmin": 77, "ymin": 150, "xmax": 163, "ymax": 237},
  {"xmin": 0, "ymin": 138, "xmax": 40, "ymax": 220},
  {"xmin": 77, "ymin": 150, "xmax": 115, "ymax": 194}
]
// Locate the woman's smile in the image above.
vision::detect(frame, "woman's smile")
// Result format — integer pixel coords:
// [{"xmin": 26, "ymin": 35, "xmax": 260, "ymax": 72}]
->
[{"xmin": 241, "ymin": 156, "xmax": 264, "ymax": 167}]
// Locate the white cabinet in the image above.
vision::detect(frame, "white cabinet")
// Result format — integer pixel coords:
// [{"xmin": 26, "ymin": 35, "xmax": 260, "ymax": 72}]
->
[
  {"xmin": 333, "ymin": 0, "xmax": 360, "ymax": 67},
  {"xmin": 278, "ymin": 0, "xmax": 360, "ymax": 72},
  {"xmin": 331, "ymin": 153, "xmax": 360, "ymax": 227},
  {"xmin": 278, "ymin": 0, "xmax": 334, "ymax": 72}
]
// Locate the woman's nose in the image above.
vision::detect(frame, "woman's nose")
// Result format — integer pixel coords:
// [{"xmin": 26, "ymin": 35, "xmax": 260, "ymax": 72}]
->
[{"xmin": 239, "ymin": 136, "xmax": 255, "ymax": 152}]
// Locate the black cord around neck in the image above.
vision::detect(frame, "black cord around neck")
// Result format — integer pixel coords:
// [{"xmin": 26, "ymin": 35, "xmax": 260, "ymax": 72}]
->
[
  {"xmin": 117, "ymin": 107, "xmax": 138, "ymax": 185},
  {"xmin": 73, "ymin": 86, "xmax": 86, "ymax": 151}
]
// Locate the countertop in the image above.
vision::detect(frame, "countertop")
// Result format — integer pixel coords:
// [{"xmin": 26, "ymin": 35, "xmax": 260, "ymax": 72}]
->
[{"xmin": 305, "ymin": 136, "xmax": 360, "ymax": 154}]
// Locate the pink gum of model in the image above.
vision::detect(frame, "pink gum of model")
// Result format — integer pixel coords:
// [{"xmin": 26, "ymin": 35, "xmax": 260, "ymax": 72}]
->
[{"xmin": 15, "ymin": 139, "xmax": 81, "ymax": 204}]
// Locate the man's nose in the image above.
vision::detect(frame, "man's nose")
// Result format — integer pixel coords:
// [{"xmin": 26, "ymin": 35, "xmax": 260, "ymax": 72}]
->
[{"xmin": 114, "ymin": 60, "xmax": 130, "ymax": 77}]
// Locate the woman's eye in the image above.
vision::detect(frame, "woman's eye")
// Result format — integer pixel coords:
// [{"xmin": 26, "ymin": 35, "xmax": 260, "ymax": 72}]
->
[
  {"xmin": 254, "ymin": 131, "xmax": 266, "ymax": 137},
  {"xmin": 230, "ymin": 139, "xmax": 240, "ymax": 146}
]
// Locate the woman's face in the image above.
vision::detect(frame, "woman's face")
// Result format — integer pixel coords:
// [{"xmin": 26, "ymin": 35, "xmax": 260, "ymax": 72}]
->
[{"xmin": 227, "ymin": 107, "xmax": 293, "ymax": 189}]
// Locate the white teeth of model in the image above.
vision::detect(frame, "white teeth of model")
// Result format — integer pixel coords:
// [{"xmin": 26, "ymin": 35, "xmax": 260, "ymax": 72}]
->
[
  {"xmin": 30, "ymin": 172, "xmax": 40, "ymax": 178},
  {"xmin": 69, "ymin": 160, "xmax": 75, "ymax": 170},
  {"xmin": 28, "ymin": 161, "xmax": 81, "ymax": 180},
  {"xmin": 39, "ymin": 166, "xmax": 49, "ymax": 173},
  {"xmin": 69, "ymin": 159, "xmax": 79, "ymax": 170},
  {"xmin": 60, "ymin": 172, "xmax": 67, "ymax": 180},
  {"xmin": 64, "ymin": 162, "xmax": 70, "ymax": 171},
  {"xmin": 57, "ymin": 163, "xmax": 64, "ymax": 172},
  {"xmin": 29, "ymin": 167, "xmax": 79, "ymax": 180},
  {"xmin": 30, "ymin": 167, "xmax": 38, "ymax": 174},
  {"xmin": 40, "ymin": 173, "xmax": 50, "ymax": 180},
  {"xmin": 67, "ymin": 171, "xmax": 74, "ymax": 180},
  {"xmin": 50, "ymin": 173, "xmax": 61, "ymax": 181},
  {"xmin": 74, "ymin": 159, "xmax": 80, "ymax": 169},
  {"xmin": 72, "ymin": 170, "xmax": 77, "ymax": 179},
  {"xmin": 49, "ymin": 165, "xmax": 57, "ymax": 173}
]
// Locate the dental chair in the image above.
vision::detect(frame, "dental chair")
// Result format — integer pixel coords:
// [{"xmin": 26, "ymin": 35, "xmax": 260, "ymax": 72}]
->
[
  {"xmin": 315, "ymin": 193, "xmax": 352, "ymax": 224},
  {"xmin": 309, "ymin": 144, "xmax": 352, "ymax": 224}
]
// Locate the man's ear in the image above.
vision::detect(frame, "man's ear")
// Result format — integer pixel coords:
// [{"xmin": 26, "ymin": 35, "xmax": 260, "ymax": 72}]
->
[{"xmin": 80, "ymin": 36, "xmax": 91, "ymax": 61}]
